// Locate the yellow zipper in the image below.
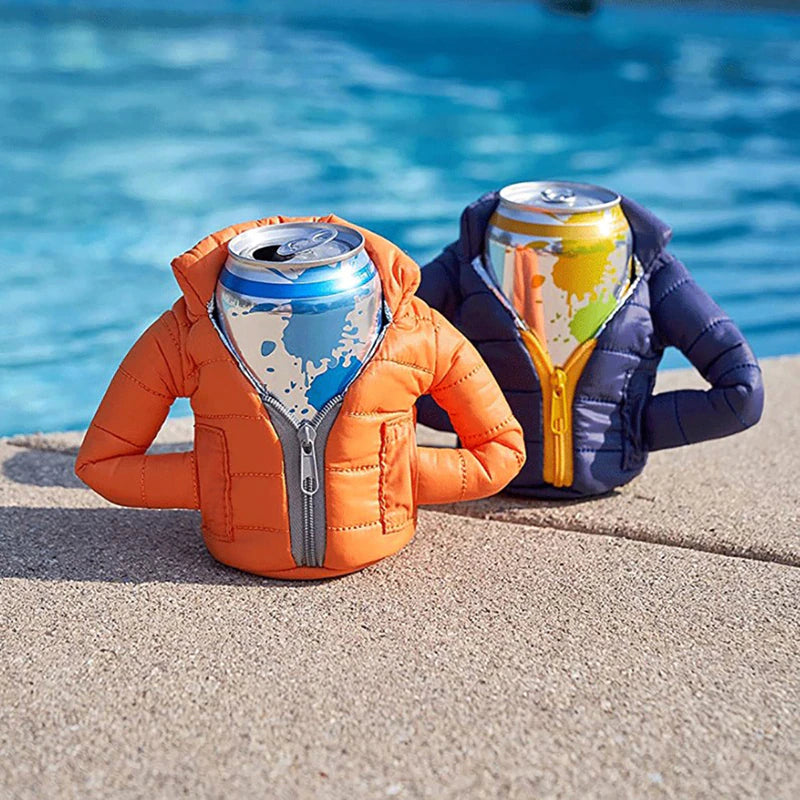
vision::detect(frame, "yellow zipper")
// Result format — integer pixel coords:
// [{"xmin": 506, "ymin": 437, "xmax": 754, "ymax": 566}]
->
[{"xmin": 520, "ymin": 330, "xmax": 597, "ymax": 488}]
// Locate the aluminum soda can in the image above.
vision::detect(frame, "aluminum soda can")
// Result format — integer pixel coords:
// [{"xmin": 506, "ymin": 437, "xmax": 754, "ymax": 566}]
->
[
  {"xmin": 215, "ymin": 222, "xmax": 383, "ymax": 422},
  {"xmin": 486, "ymin": 181, "xmax": 633, "ymax": 366}
]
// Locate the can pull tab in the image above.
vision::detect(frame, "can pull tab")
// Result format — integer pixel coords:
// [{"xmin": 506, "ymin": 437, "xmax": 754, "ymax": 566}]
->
[
  {"xmin": 276, "ymin": 228, "xmax": 337, "ymax": 257},
  {"xmin": 541, "ymin": 187, "xmax": 577, "ymax": 205},
  {"xmin": 252, "ymin": 228, "xmax": 337, "ymax": 263},
  {"xmin": 298, "ymin": 424, "xmax": 319, "ymax": 496}
]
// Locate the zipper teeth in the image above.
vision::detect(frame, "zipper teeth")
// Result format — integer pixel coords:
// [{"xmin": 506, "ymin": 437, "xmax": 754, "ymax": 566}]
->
[
  {"xmin": 303, "ymin": 490, "xmax": 314, "ymax": 566},
  {"xmin": 550, "ymin": 428, "xmax": 564, "ymax": 485},
  {"xmin": 554, "ymin": 427, "xmax": 565, "ymax": 487},
  {"xmin": 550, "ymin": 368, "xmax": 564, "ymax": 487}
]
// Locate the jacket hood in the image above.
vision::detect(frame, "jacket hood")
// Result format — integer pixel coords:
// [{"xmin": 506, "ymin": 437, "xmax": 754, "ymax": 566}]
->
[
  {"xmin": 456, "ymin": 189, "xmax": 673, "ymax": 272},
  {"xmin": 170, "ymin": 214, "xmax": 421, "ymax": 321}
]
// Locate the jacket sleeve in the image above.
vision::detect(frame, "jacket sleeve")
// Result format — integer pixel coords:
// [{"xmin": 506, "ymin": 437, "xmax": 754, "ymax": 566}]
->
[
  {"xmin": 415, "ymin": 242, "xmax": 462, "ymax": 433},
  {"xmin": 417, "ymin": 241, "xmax": 462, "ymax": 322},
  {"xmin": 74, "ymin": 308, "xmax": 199, "ymax": 509},
  {"xmin": 416, "ymin": 309, "xmax": 525, "ymax": 504},
  {"xmin": 645, "ymin": 253, "xmax": 764, "ymax": 451}
]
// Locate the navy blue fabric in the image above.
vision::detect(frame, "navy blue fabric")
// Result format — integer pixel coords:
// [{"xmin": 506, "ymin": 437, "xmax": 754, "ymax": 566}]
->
[{"xmin": 416, "ymin": 192, "xmax": 764, "ymax": 498}]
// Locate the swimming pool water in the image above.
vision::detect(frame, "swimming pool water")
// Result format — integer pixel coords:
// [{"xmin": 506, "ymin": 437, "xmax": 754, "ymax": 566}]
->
[{"xmin": 2, "ymin": 0, "xmax": 799, "ymax": 436}]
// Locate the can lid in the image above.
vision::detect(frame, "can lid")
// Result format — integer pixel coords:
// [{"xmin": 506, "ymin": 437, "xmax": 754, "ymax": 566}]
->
[
  {"xmin": 228, "ymin": 222, "xmax": 365, "ymax": 268},
  {"xmin": 499, "ymin": 181, "xmax": 620, "ymax": 213}
]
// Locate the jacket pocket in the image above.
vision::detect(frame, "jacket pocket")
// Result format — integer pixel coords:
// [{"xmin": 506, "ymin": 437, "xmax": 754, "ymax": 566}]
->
[
  {"xmin": 194, "ymin": 424, "xmax": 233, "ymax": 542},
  {"xmin": 379, "ymin": 414, "xmax": 418, "ymax": 534},
  {"xmin": 621, "ymin": 369, "xmax": 655, "ymax": 471}
]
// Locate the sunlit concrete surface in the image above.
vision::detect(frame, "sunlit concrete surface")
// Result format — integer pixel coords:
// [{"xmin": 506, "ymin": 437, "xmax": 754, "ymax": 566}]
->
[{"xmin": 1, "ymin": 357, "xmax": 798, "ymax": 799}]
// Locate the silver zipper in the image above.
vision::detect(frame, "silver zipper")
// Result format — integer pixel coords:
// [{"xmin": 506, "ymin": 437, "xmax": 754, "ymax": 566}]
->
[
  {"xmin": 298, "ymin": 424, "xmax": 319, "ymax": 495},
  {"xmin": 298, "ymin": 424, "xmax": 318, "ymax": 565},
  {"xmin": 206, "ymin": 295, "xmax": 392, "ymax": 568}
]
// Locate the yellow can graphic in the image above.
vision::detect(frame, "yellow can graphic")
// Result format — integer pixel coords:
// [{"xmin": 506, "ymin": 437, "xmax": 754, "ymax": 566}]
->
[{"xmin": 486, "ymin": 181, "xmax": 633, "ymax": 366}]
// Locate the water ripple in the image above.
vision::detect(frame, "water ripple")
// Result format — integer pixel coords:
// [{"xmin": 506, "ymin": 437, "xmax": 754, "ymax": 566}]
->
[{"xmin": 1, "ymin": 0, "xmax": 799, "ymax": 434}]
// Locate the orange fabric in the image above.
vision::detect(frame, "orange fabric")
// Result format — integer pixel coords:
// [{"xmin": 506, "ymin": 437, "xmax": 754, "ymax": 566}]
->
[{"xmin": 75, "ymin": 215, "xmax": 525, "ymax": 579}]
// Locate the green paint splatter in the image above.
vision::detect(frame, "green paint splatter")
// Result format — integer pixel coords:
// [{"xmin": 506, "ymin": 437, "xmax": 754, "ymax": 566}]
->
[{"xmin": 568, "ymin": 296, "xmax": 617, "ymax": 342}]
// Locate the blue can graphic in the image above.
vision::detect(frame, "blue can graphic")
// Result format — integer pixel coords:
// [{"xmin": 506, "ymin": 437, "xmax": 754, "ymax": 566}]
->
[{"xmin": 215, "ymin": 223, "xmax": 383, "ymax": 421}]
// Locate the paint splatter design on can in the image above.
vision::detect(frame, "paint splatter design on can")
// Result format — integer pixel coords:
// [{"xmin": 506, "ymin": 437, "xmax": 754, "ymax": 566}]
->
[
  {"xmin": 215, "ymin": 223, "xmax": 383, "ymax": 422},
  {"xmin": 486, "ymin": 182, "xmax": 633, "ymax": 366}
]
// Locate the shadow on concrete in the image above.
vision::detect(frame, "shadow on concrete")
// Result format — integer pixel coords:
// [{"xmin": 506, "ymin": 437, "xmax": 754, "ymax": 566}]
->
[
  {"xmin": 424, "ymin": 488, "xmax": 620, "ymax": 521},
  {"xmin": 0, "ymin": 506, "xmax": 301, "ymax": 586},
  {"xmin": 3, "ymin": 444, "xmax": 193, "ymax": 489},
  {"xmin": 3, "ymin": 448, "xmax": 85, "ymax": 489}
]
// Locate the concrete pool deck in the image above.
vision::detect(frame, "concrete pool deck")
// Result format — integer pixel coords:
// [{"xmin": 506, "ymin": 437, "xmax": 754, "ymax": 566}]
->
[{"xmin": 1, "ymin": 356, "xmax": 798, "ymax": 799}]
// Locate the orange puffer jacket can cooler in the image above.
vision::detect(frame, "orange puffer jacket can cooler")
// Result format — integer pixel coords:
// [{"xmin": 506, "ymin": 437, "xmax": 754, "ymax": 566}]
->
[{"xmin": 75, "ymin": 215, "xmax": 525, "ymax": 579}]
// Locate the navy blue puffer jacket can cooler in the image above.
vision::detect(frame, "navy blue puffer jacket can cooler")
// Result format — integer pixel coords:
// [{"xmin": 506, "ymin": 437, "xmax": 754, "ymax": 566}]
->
[{"xmin": 415, "ymin": 191, "xmax": 765, "ymax": 499}]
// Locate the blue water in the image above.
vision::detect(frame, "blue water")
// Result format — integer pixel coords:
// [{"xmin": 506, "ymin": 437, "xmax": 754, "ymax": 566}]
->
[{"xmin": 2, "ymin": 0, "xmax": 799, "ymax": 436}]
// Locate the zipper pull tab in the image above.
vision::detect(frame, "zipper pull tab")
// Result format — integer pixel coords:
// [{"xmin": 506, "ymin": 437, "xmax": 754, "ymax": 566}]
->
[
  {"xmin": 550, "ymin": 368, "xmax": 569, "ymax": 435},
  {"xmin": 298, "ymin": 424, "xmax": 319, "ymax": 496}
]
